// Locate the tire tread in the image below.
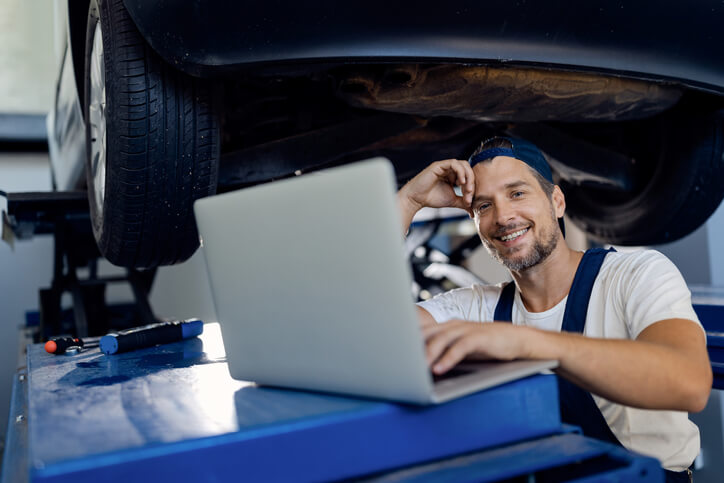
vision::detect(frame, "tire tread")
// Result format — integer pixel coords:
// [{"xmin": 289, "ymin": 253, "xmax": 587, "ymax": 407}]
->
[{"xmin": 86, "ymin": 0, "xmax": 219, "ymax": 267}]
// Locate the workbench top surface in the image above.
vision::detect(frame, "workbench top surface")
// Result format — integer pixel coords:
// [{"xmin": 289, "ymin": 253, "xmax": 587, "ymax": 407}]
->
[{"xmin": 25, "ymin": 323, "xmax": 560, "ymax": 482}]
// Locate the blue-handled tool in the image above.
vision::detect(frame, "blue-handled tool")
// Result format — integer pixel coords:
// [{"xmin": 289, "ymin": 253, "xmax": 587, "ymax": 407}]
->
[{"xmin": 99, "ymin": 319, "xmax": 204, "ymax": 355}]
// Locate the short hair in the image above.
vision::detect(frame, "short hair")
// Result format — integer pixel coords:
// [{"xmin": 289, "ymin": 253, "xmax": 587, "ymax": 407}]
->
[{"xmin": 471, "ymin": 137, "xmax": 555, "ymax": 199}]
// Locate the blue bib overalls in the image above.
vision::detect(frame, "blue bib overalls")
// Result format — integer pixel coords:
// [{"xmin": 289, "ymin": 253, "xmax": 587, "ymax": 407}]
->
[{"xmin": 493, "ymin": 248, "xmax": 691, "ymax": 482}]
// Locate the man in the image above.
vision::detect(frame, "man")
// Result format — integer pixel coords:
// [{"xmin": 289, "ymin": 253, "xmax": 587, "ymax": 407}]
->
[{"xmin": 397, "ymin": 136, "xmax": 711, "ymax": 481}]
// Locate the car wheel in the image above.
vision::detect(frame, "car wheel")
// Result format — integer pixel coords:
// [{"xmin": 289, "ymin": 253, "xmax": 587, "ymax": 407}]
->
[
  {"xmin": 562, "ymin": 107, "xmax": 724, "ymax": 245},
  {"xmin": 84, "ymin": 0, "xmax": 220, "ymax": 268}
]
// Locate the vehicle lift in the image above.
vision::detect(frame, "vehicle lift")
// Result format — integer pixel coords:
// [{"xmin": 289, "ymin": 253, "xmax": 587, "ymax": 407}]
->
[{"xmin": 1, "ymin": 190, "xmax": 159, "ymax": 341}]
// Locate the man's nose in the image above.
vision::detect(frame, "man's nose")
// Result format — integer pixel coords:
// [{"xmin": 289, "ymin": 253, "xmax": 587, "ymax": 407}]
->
[{"xmin": 493, "ymin": 200, "xmax": 515, "ymax": 226}]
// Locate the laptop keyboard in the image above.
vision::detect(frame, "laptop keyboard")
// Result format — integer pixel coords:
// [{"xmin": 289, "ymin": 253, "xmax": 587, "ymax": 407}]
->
[{"xmin": 431, "ymin": 366, "xmax": 476, "ymax": 383}]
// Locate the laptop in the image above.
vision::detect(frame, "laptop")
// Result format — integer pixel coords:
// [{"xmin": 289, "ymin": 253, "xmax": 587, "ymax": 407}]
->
[{"xmin": 193, "ymin": 158, "xmax": 557, "ymax": 404}]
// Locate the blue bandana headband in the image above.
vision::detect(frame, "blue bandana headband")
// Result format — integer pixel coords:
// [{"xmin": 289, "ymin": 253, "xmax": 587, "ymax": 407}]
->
[
  {"xmin": 468, "ymin": 137, "xmax": 554, "ymax": 184},
  {"xmin": 469, "ymin": 148, "xmax": 516, "ymax": 167}
]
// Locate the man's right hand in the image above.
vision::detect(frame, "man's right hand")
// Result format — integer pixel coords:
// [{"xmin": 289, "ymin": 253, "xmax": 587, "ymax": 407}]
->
[{"xmin": 397, "ymin": 159, "xmax": 475, "ymax": 234}]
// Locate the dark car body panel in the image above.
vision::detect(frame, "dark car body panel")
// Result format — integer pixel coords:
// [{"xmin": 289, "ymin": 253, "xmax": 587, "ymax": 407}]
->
[{"xmin": 122, "ymin": 0, "xmax": 724, "ymax": 92}]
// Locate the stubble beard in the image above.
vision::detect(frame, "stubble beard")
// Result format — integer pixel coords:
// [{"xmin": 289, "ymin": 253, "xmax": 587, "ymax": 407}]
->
[{"xmin": 481, "ymin": 210, "xmax": 560, "ymax": 272}]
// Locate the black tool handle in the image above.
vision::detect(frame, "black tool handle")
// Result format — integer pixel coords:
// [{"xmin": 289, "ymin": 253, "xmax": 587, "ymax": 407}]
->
[
  {"xmin": 100, "ymin": 319, "xmax": 203, "ymax": 355},
  {"xmin": 100, "ymin": 321, "xmax": 183, "ymax": 354},
  {"xmin": 45, "ymin": 337, "xmax": 84, "ymax": 354}
]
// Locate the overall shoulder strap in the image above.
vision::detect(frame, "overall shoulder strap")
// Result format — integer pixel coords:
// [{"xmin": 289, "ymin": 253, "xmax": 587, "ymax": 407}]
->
[
  {"xmin": 560, "ymin": 247, "xmax": 616, "ymax": 333},
  {"xmin": 556, "ymin": 247, "xmax": 622, "ymax": 446},
  {"xmin": 493, "ymin": 281, "xmax": 516, "ymax": 322},
  {"xmin": 491, "ymin": 247, "xmax": 622, "ymax": 445}
]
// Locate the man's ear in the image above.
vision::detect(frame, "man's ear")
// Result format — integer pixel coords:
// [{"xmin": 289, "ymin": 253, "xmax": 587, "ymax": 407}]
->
[{"xmin": 552, "ymin": 185, "xmax": 566, "ymax": 218}]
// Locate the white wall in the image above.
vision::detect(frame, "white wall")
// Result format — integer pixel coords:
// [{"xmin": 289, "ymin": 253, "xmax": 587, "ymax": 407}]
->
[
  {"xmin": 150, "ymin": 250, "xmax": 218, "ymax": 324},
  {"xmin": 0, "ymin": 0, "xmax": 56, "ymax": 114}
]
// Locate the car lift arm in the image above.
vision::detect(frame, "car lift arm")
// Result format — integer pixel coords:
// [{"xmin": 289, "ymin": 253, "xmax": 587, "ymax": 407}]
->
[{"xmin": 1, "ymin": 190, "xmax": 158, "ymax": 340}]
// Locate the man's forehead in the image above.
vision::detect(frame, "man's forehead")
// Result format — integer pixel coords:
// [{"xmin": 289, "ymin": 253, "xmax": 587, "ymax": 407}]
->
[{"xmin": 472, "ymin": 156, "xmax": 540, "ymax": 192}]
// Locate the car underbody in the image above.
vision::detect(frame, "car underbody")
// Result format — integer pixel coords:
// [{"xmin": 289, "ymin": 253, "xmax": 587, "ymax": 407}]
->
[
  {"xmin": 49, "ymin": 0, "xmax": 724, "ymax": 268},
  {"xmin": 215, "ymin": 63, "xmax": 687, "ymax": 188}
]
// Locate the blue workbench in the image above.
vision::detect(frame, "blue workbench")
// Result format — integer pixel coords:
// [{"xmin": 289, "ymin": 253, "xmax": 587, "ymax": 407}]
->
[{"xmin": 3, "ymin": 323, "xmax": 662, "ymax": 482}]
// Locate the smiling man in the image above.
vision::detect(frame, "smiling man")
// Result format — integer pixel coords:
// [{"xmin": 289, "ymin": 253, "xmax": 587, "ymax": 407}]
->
[{"xmin": 397, "ymin": 136, "xmax": 711, "ymax": 481}]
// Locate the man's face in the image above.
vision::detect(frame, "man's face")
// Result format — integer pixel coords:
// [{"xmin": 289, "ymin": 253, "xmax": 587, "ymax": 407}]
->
[{"xmin": 471, "ymin": 156, "xmax": 563, "ymax": 272}]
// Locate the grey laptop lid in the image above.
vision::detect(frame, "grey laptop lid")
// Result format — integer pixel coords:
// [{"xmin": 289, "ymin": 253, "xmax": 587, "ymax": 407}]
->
[
  {"xmin": 194, "ymin": 158, "xmax": 557, "ymax": 404},
  {"xmin": 195, "ymin": 159, "xmax": 435, "ymax": 402}
]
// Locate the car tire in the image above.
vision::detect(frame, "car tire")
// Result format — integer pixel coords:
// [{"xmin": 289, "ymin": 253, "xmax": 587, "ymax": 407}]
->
[
  {"xmin": 84, "ymin": 0, "xmax": 220, "ymax": 268},
  {"xmin": 562, "ymin": 107, "xmax": 724, "ymax": 245}
]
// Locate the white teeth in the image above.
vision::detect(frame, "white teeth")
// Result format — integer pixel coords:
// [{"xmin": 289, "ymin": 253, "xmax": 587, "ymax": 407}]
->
[{"xmin": 500, "ymin": 228, "xmax": 528, "ymax": 242}]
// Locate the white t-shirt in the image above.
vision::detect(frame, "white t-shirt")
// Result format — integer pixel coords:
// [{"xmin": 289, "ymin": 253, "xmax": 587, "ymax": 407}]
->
[{"xmin": 418, "ymin": 249, "xmax": 702, "ymax": 471}]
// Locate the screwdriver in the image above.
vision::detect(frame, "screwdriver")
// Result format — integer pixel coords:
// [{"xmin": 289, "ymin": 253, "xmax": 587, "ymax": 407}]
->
[{"xmin": 44, "ymin": 337, "xmax": 99, "ymax": 355}]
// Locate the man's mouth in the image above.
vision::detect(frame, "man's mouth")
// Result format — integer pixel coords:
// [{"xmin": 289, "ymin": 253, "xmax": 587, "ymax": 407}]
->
[{"xmin": 497, "ymin": 227, "xmax": 529, "ymax": 242}]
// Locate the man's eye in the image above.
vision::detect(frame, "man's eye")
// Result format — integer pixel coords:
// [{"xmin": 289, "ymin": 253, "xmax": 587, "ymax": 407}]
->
[
  {"xmin": 477, "ymin": 203, "xmax": 490, "ymax": 212},
  {"xmin": 512, "ymin": 191, "xmax": 524, "ymax": 198}
]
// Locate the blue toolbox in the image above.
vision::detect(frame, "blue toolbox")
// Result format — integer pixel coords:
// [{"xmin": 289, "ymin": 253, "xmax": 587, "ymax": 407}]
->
[
  {"xmin": 693, "ymin": 296, "xmax": 724, "ymax": 390},
  {"xmin": 3, "ymin": 323, "xmax": 663, "ymax": 482}
]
